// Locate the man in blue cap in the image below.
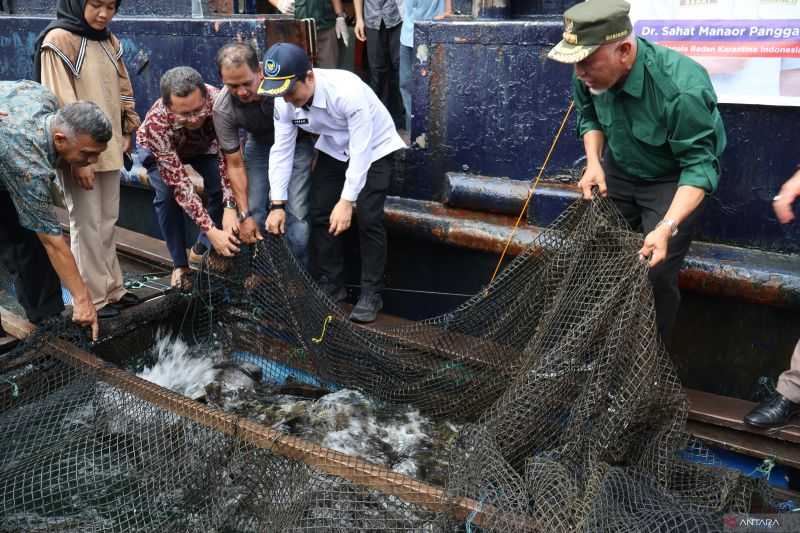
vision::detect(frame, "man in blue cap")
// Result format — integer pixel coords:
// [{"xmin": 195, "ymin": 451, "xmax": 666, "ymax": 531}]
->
[
  {"xmin": 260, "ymin": 42, "xmax": 406, "ymax": 323},
  {"xmin": 548, "ymin": 0, "xmax": 726, "ymax": 343}
]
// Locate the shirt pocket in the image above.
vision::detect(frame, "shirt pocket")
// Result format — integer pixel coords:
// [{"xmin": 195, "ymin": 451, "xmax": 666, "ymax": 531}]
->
[
  {"xmin": 595, "ymin": 102, "xmax": 614, "ymax": 129},
  {"xmin": 630, "ymin": 113, "xmax": 667, "ymax": 147}
]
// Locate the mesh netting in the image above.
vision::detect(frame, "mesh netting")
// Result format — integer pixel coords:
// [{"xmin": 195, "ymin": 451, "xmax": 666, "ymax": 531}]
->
[{"xmin": 0, "ymin": 197, "xmax": 775, "ymax": 532}]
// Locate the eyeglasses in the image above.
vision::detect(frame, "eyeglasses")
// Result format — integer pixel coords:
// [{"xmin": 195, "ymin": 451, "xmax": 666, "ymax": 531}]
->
[{"xmin": 171, "ymin": 106, "xmax": 208, "ymax": 121}]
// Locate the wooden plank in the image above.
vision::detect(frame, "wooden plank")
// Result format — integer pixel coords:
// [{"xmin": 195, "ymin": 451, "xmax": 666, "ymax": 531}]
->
[
  {"xmin": 114, "ymin": 227, "xmax": 174, "ymax": 269},
  {"xmin": 686, "ymin": 420, "xmax": 800, "ymax": 470},
  {"xmin": 686, "ymin": 388, "xmax": 800, "ymax": 445},
  {"xmin": 1, "ymin": 307, "xmax": 537, "ymax": 531}
]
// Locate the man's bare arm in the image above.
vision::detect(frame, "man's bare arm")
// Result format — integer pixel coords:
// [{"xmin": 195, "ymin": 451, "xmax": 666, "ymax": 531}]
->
[
  {"xmin": 36, "ymin": 232, "xmax": 98, "ymax": 339},
  {"xmin": 224, "ymin": 149, "xmax": 250, "ymax": 213}
]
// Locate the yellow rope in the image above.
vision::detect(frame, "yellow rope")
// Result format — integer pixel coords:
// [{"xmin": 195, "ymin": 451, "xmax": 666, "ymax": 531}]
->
[
  {"xmin": 312, "ymin": 315, "xmax": 333, "ymax": 344},
  {"xmin": 486, "ymin": 100, "xmax": 575, "ymax": 291}
]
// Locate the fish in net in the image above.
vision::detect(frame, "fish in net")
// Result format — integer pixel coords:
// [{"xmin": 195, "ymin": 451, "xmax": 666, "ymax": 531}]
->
[{"xmin": 0, "ymin": 196, "xmax": 778, "ymax": 532}]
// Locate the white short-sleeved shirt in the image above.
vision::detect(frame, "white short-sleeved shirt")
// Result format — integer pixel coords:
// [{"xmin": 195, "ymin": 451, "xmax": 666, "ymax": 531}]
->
[{"xmin": 269, "ymin": 68, "xmax": 406, "ymax": 202}]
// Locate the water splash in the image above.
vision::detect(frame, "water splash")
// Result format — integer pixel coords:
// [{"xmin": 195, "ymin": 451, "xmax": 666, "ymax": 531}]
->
[{"xmin": 137, "ymin": 332, "xmax": 219, "ymax": 400}]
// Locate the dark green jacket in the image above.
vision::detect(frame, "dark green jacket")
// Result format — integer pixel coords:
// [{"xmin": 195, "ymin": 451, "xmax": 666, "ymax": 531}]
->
[
  {"xmin": 574, "ymin": 37, "xmax": 727, "ymax": 193},
  {"xmin": 295, "ymin": 0, "xmax": 336, "ymax": 31}
]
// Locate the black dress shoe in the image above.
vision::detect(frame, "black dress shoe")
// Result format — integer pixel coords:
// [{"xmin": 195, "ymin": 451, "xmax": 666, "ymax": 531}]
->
[
  {"xmin": 349, "ymin": 292, "xmax": 383, "ymax": 323},
  {"xmin": 107, "ymin": 292, "xmax": 142, "ymax": 312},
  {"xmin": 115, "ymin": 292, "xmax": 142, "ymax": 307},
  {"xmin": 744, "ymin": 393, "xmax": 800, "ymax": 428},
  {"xmin": 97, "ymin": 305, "xmax": 121, "ymax": 320}
]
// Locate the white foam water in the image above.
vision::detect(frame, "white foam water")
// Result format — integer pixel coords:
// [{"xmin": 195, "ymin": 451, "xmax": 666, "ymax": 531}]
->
[
  {"xmin": 260, "ymin": 389, "xmax": 436, "ymax": 478},
  {"xmin": 317, "ymin": 390, "xmax": 430, "ymax": 476},
  {"xmin": 136, "ymin": 332, "xmax": 220, "ymax": 400}
]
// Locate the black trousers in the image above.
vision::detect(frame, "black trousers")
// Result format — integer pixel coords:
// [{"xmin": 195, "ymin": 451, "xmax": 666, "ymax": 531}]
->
[
  {"xmin": 310, "ymin": 151, "xmax": 394, "ymax": 293},
  {"xmin": 0, "ymin": 190, "xmax": 64, "ymax": 324},
  {"xmin": 604, "ymin": 154, "xmax": 703, "ymax": 343},
  {"xmin": 366, "ymin": 21, "xmax": 401, "ymax": 122}
]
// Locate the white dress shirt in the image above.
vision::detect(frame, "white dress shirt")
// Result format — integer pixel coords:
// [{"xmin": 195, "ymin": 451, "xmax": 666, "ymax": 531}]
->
[{"xmin": 269, "ymin": 68, "xmax": 406, "ymax": 202}]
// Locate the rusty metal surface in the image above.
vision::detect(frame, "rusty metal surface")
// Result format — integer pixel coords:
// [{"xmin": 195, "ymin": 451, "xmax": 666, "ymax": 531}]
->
[
  {"xmin": 385, "ymin": 196, "xmax": 541, "ymax": 256},
  {"xmin": 683, "ymin": 241, "xmax": 800, "ymax": 308},
  {"xmin": 384, "ymin": 196, "xmax": 800, "ymax": 309}
]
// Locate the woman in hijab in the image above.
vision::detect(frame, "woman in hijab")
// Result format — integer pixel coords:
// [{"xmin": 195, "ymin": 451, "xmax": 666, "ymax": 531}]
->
[{"xmin": 35, "ymin": 0, "xmax": 142, "ymax": 319}]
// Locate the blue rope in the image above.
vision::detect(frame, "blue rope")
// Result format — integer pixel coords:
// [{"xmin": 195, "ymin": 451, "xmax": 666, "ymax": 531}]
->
[
  {"xmin": 748, "ymin": 458, "xmax": 775, "ymax": 481},
  {"xmin": 465, "ymin": 491, "xmax": 489, "ymax": 532}
]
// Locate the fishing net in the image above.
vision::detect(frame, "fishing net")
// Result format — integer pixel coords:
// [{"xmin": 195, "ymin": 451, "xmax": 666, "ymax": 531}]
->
[{"xmin": 0, "ymin": 197, "xmax": 774, "ymax": 532}]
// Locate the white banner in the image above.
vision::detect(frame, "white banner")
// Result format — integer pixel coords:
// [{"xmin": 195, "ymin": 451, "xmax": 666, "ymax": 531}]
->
[{"xmin": 629, "ymin": 0, "xmax": 800, "ymax": 107}]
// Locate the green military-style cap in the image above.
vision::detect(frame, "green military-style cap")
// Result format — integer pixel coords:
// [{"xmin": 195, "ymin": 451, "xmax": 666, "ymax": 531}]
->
[{"xmin": 548, "ymin": 0, "xmax": 633, "ymax": 64}]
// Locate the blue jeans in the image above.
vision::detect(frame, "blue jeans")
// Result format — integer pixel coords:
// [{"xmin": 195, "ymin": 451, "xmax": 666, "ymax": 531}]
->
[
  {"xmin": 147, "ymin": 152, "xmax": 223, "ymax": 268},
  {"xmin": 245, "ymin": 133, "xmax": 314, "ymax": 268},
  {"xmin": 399, "ymin": 44, "xmax": 414, "ymax": 133},
  {"xmin": 244, "ymin": 133, "xmax": 271, "ymax": 237}
]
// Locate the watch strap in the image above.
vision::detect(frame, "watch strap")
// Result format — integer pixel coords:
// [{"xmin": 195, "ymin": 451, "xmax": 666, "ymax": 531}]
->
[{"xmin": 656, "ymin": 218, "xmax": 679, "ymax": 238}]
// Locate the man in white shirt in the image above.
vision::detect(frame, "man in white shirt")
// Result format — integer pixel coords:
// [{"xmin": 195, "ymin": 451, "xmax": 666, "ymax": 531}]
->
[{"xmin": 260, "ymin": 43, "xmax": 406, "ymax": 323}]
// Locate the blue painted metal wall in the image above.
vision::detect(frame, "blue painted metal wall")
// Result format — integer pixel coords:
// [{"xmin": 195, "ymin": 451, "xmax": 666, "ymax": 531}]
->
[
  {"xmin": 9, "ymin": 0, "xmax": 199, "ymax": 17},
  {"xmin": 0, "ymin": 15, "xmax": 267, "ymax": 120},
  {"xmin": 408, "ymin": 18, "xmax": 800, "ymax": 253},
  {"xmin": 448, "ymin": 0, "xmax": 573, "ymax": 18},
  {"xmin": 2, "ymin": 11, "xmax": 799, "ymax": 254},
  {"xmin": 512, "ymin": 0, "xmax": 573, "ymax": 18}
]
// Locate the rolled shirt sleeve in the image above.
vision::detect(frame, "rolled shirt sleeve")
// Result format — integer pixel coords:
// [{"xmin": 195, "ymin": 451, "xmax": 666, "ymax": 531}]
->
[
  {"xmin": 212, "ymin": 94, "xmax": 244, "ymax": 154},
  {"xmin": 268, "ymin": 103, "xmax": 298, "ymax": 202},
  {"xmin": 572, "ymin": 75, "xmax": 602, "ymax": 137},
  {"xmin": 218, "ymin": 151, "xmax": 234, "ymax": 206},
  {"xmin": 6, "ymin": 172, "xmax": 61, "ymax": 235},
  {"xmin": 341, "ymin": 85, "xmax": 375, "ymax": 202},
  {"xmin": 666, "ymin": 88, "xmax": 726, "ymax": 194}
]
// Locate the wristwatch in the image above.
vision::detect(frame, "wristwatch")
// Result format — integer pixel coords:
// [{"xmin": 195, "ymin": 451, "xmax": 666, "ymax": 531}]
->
[
  {"xmin": 237, "ymin": 209, "xmax": 251, "ymax": 222},
  {"xmin": 270, "ymin": 202, "xmax": 286, "ymax": 211},
  {"xmin": 656, "ymin": 218, "xmax": 679, "ymax": 238},
  {"xmin": 224, "ymin": 199, "xmax": 237, "ymax": 210}
]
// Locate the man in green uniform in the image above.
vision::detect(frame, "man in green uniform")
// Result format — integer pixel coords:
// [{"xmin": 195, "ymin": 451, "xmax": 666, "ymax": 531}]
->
[
  {"xmin": 548, "ymin": 0, "xmax": 726, "ymax": 342},
  {"xmin": 269, "ymin": 0, "xmax": 349, "ymax": 68}
]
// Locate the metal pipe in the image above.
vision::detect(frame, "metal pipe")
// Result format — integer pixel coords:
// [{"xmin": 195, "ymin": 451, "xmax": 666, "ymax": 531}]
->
[{"xmin": 384, "ymin": 196, "xmax": 800, "ymax": 309}]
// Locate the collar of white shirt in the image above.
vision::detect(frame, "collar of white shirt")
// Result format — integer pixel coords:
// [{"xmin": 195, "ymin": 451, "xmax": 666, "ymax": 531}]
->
[{"xmin": 309, "ymin": 70, "xmax": 329, "ymax": 110}]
